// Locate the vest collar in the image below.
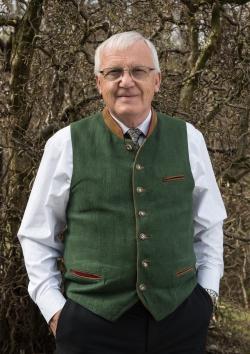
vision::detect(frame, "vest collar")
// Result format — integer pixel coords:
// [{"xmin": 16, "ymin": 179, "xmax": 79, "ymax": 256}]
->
[{"xmin": 102, "ymin": 107, "xmax": 158, "ymax": 140}]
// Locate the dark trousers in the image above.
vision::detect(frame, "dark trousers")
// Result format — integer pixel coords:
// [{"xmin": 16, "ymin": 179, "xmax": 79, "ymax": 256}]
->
[{"xmin": 55, "ymin": 284, "xmax": 213, "ymax": 354}]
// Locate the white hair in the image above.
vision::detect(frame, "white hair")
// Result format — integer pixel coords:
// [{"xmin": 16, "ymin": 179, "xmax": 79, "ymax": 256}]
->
[{"xmin": 94, "ymin": 31, "xmax": 160, "ymax": 74}]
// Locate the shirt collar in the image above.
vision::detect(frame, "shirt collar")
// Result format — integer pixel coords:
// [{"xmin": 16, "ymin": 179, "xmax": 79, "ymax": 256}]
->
[{"xmin": 110, "ymin": 110, "xmax": 152, "ymax": 136}]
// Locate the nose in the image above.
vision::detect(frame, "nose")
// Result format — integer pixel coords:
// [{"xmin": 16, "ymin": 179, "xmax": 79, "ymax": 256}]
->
[{"xmin": 119, "ymin": 70, "xmax": 135, "ymax": 87}]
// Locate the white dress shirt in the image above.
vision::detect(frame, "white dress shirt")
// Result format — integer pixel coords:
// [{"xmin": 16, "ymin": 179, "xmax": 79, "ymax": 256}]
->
[{"xmin": 18, "ymin": 111, "xmax": 227, "ymax": 323}]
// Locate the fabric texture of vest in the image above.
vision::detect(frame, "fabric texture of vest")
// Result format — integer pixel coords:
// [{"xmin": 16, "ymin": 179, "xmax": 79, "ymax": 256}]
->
[{"xmin": 63, "ymin": 108, "xmax": 196, "ymax": 321}]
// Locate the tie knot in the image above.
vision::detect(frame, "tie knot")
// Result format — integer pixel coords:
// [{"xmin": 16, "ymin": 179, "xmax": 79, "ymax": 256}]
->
[{"xmin": 126, "ymin": 128, "xmax": 143, "ymax": 145}]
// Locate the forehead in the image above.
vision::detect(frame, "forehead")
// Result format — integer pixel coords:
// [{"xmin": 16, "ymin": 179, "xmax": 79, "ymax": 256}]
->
[{"xmin": 100, "ymin": 40, "xmax": 154, "ymax": 68}]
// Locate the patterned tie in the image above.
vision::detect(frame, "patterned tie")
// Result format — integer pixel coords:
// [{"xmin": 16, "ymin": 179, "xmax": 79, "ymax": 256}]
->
[{"xmin": 125, "ymin": 128, "xmax": 144, "ymax": 149}]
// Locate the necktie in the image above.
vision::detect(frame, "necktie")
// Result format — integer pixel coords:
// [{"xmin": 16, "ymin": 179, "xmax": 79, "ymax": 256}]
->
[{"xmin": 125, "ymin": 128, "xmax": 144, "ymax": 149}]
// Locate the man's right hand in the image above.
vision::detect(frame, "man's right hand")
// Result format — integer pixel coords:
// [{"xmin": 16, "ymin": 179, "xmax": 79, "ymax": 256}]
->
[{"xmin": 49, "ymin": 309, "xmax": 62, "ymax": 337}]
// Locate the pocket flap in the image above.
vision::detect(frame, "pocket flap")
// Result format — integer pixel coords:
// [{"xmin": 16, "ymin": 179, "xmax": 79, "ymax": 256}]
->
[
  {"xmin": 70, "ymin": 269, "xmax": 102, "ymax": 279},
  {"xmin": 162, "ymin": 175, "xmax": 185, "ymax": 182},
  {"xmin": 176, "ymin": 266, "xmax": 194, "ymax": 277}
]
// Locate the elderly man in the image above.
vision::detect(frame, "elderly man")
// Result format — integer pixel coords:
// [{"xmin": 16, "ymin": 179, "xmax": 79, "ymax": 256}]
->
[{"xmin": 18, "ymin": 31, "xmax": 227, "ymax": 354}]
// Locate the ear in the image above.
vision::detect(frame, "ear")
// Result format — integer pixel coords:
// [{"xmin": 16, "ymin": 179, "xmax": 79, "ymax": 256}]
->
[
  {"xmin": 96, "ymin": 75, "xmax": 102, "ymax": 95},
  {"xmin": 154, "ymin": 72, "xmax": 161, "ymax": 93}
]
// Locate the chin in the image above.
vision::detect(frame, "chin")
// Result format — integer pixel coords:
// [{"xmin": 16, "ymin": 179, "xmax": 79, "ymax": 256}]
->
[{"xmin": 114, "ymin": 104, "xmax": 142, "ymax": 117}]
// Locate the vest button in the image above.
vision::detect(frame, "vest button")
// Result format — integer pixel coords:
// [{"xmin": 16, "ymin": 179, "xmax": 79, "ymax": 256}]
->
[
  {"xmin": 125, "ymin": 144, "xmax": 133, "ymax": 151},
  {"xmin": 142, "ymin": 259, "xmax": 150, "ymax": 268},
  {"xmin": 135, "ymin": 164, "xmax": 144, "ymax": 170},
  {"xmin": 139, "ymin": 233, "xmax": 148, "ymax": 240},
  {"xmin": 136, "ymin": 186, "xmax": 145, "ymax": 193},
  {"xmin": 138, "ymin": 210, "xmax": 146, "ymax": 217},
  {"xmin": 139, "ymin": 283, "xmax": 146, "ymax": 291}
]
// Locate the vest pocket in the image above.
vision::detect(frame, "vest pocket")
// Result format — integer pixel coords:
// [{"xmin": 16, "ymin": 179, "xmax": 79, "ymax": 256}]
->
[
  {"xmin": 175, "ymin": 266, "xmax": 194, "ymax": 277},
  {"xmin": 162, "ymin": 175, "xmax": 185, "ymax": 182},
  {"xmin": 70, "ymin": 269, "xmax": 102, "ymax": 280}
]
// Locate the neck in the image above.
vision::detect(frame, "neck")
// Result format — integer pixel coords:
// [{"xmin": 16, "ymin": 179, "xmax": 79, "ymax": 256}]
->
[{"xmin": 109, "ymin": 110, "xmax": 151, "ymax": 128}]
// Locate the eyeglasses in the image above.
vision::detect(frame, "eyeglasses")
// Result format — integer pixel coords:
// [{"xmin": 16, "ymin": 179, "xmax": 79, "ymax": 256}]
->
[{"xmin": 99, "ymin": 66, "xmax": 156, "ymax": 81}]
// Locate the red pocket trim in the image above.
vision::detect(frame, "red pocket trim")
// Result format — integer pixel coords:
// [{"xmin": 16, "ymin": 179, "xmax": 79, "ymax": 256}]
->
[
  {"xmin": 176, "ymin": 266, "xmax": 194, "ymax": 277},
  {"xmin": 70, "ymin": 269, "xmax": 102, "ymax": 279},
  {"xmin": 162, "ymin": 175, "xmax": 185, "ymax": 182}
]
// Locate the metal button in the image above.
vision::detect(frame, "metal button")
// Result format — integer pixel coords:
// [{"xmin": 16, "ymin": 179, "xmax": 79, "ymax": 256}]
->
[
  {"xmin": 139, "ymin": 233, "xmax": 148, "ymax": 240},
  {"xmin": 136, "ymin": 186, "xmax": 145, "ymax": 193},
  {"xmin": 125, "ymin": 144, "xmax": 133, "ymax": 151},
  {"xmin": 135, "ymin": 164, "xmax": 144, "ymax": 170},
  {"xmin": 138, "ymin": 210, "xmax": 146, "ymax": 217},
  {"xmin": 142, "ymin": 260, "xmax": 150, "ymax": 268},
  {"xmin": 139, "ymin": 283, "xmax": 146, "ymax": 291}
]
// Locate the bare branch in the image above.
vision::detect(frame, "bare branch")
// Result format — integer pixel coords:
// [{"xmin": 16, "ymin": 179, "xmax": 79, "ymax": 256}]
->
[
  {"xmin": 76, "ymin": 48, "xmax": 94, "ymax": 65},
  {"xmin": 179, "ymin": 1, "xmax": 222, "ymax": 111},
  {"xmin": 10, "ymin": 0, "xmax": 44, "ymax": 133},
  {"xmin": 222, "ymin": 12, "xmax": 238, "ymax": 26},
  {"xmin": 180, "ymin": 0, "xmax": 199, "ymax": 13},
  {"xmin": 224, "ymin": 231, "xmax": 250, "ymax": 243},
  {"xmin": 0, "ymin": 16, "xmax": 19, "ymax": 27},
  {"xmin": 221, "ymin": 0, "xmax": 250, "ymax": 4},
  {"xmin": 68, "ymin": 0, "xmax": 88, "ymax": 21},
  {"xmin": 60, "ymin": 95, "xmax": 100, "ymax": 122}
]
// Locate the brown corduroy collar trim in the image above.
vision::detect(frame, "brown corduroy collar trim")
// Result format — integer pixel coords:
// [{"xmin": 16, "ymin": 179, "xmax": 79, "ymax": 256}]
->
[{"xmin": 102, "ymin": 107, "xmax": 158, "ymax": 140}]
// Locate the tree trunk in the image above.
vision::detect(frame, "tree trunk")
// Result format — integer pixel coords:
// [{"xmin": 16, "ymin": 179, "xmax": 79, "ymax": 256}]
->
[
  {"xmin": 1, "ymin": 2, "xmax": 48, "ymax": 353},
  {"xmin": 179, "ymin": 1, "xmax": 221, "ymax": 112}
]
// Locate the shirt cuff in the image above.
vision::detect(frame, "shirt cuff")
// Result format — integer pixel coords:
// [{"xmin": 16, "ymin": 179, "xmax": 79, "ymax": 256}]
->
[
  {"xmin": 36, "ymin": 288, "xmax": 66, "ymax": 323},
  {"xmin": 197, "ymin": 268, "xmax": 222, "ymax": 295}
]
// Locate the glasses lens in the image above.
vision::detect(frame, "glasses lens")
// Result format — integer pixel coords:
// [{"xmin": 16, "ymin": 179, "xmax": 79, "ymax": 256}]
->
[
  {"xmin": 131, "ymin": 67, "xmax": 149, "ymax": 80},
  {"xmin": 104, "ymin": 68, "xmax": 123, "ymax": 81},
  {"xmin": 101, "ymin": 66, "xmax": 154, "ymax": 81}
]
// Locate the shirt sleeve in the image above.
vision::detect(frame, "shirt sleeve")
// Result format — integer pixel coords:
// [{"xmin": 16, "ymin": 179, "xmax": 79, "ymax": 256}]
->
[
  {"xmin": 186, "ymin": 123, "xmax": 227, "ymax": 294},
  {"xmin": 17, "ymin": 126, "xmax": 72, "ymax": 323}
]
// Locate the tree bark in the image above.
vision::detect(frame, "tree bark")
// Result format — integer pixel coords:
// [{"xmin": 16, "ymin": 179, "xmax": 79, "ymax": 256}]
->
[
  {"xmin": 1, "ymin": 2, "xmax": 44, "ymax": 350},
  {"xmin": 179, "ymin": 1, "xmax": 221, "ymax": 112},
  {"xmin": 5, "ymin": 0, "xmax": 43, "ymax": 232}
]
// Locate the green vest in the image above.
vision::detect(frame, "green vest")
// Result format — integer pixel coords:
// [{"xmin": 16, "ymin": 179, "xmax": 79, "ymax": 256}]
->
[{"xmin": 63, "ymin": 109, "xmax": 196, "ymax": 321}]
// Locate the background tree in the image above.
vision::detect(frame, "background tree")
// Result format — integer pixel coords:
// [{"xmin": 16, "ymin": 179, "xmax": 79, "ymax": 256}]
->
[{"xmin": 0, "ymin": 0, "xmax": 249, "ymax": 353}]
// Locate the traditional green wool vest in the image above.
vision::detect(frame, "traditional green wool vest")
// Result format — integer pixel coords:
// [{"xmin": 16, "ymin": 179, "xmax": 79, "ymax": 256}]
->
[{"xmin": 63, "ymin": 109, "xmax": 196, "ymax": 321}]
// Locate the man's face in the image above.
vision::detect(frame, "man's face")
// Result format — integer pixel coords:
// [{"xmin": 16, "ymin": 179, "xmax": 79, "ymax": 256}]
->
[{"xmin": 96, "ymin": 40, "xmax": 161, "ymax": 125}]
